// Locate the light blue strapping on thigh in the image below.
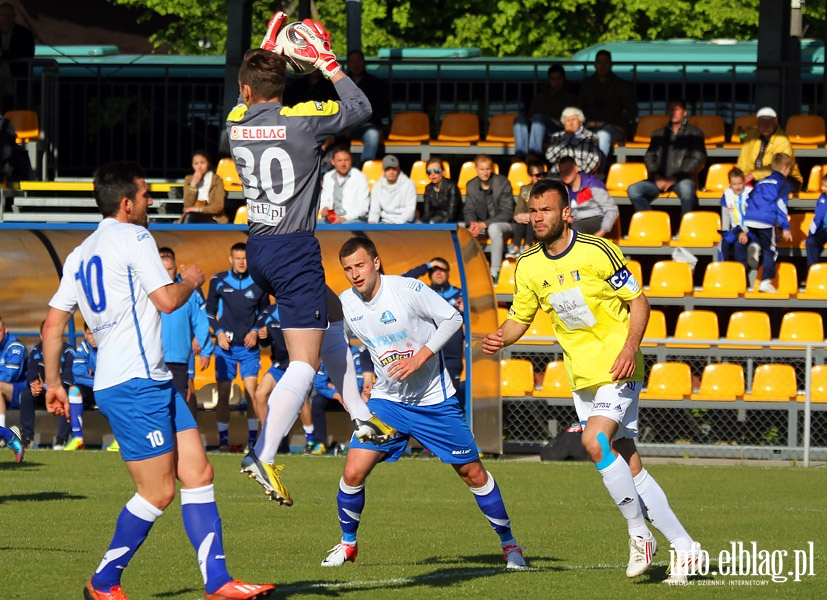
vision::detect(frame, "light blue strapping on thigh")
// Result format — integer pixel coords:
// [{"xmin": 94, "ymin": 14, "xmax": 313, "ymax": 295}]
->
[{"xmin": 594, "ymin": 431, "xmax": 616, "ymax": 470}]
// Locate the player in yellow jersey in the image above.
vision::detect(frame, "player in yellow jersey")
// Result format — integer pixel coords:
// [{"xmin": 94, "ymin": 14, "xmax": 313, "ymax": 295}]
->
[{"xmin": 482, "ymin": 178, "xmax": 703, "ymax": 584}]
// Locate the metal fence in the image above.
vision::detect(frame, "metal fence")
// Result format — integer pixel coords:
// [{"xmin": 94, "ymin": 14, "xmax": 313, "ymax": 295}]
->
[{"xmin": 502, "ymin": 339, "xmax": 827, "ymax": 465}]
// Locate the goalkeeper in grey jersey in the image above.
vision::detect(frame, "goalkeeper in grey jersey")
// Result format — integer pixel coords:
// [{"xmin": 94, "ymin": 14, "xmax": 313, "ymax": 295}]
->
[{"xmin": 229, "ymin": 15, "xmax": 395, "ymax": 506}]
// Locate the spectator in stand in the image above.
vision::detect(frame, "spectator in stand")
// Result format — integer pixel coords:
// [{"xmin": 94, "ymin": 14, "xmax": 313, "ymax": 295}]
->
[
  {"xmin": 206, "ymin": 242, "xmax": 269, "ymax": 451},
  {"xmin": 465, "ymin": 154, "xmax": 515, "ymax": 283},
  {"xmin": 558, "ymin": 156, "xmax": 618, "ymax": 237},
  {"xmin": 512, "ymin": 64, "xmax": 577, "ymax": 160},
  {"xmin": 545, "ymin": 107, "xmax": 601, "ymax": 176},
  {"xmin": 0, "ymin": 2, "xmax": 35, "ymax": 111},
  {"xmin": 368, "ymin": 154, "xmax": 417, "ymax": 224},
  {"xmin": 736, "ymin": 107, "xmax": 803, "ymax": 191},
  {"xmin": 342, "ymin": 50, "xmax": 390, "ymax": 164},
  {"xmin": 179, "ymin": 151, "xmax": 228, "ymax": 224},
  {"xmin": 421, "ymin": 156, "xmax": 461, "ymax": 223},
  {"xmin": 628, "ymin": 99, "xmax": 707, "ymax": 216},
  {"xmin": 805, "ymin": 174, "xmax": 827, "ymax": 268},
  {"xmin": 0, "ymin": 314, "xmax": 26, "ymax": 430},
  {"xmin": 320, "ymin": 146, "xmax": 371, "ymax": 224},
  {"xmin": 18, "ymin": 321, "xmax": 74, "ymax": 449},
  {"xmin": 742, "ymin": 153, "xmax": 794, "ymax": 293},
  {"xmin": 718, "ymin": 167, "xmax": 754, "ymax": 265},
  {"xmin": 508, "ymin": 161, "xmax": 545, "ymax": 257},
  {"xmin": 578, "ymin": 50, "xmax": 638, "ymax": 162}
]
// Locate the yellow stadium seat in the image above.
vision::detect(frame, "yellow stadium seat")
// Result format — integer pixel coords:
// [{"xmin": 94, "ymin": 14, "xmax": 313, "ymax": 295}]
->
[
  {"xmin": 233, "ymin": 205, "xmax": 248, "ymax": 224},
  {"xmin": 744, "ymin": 364, "xmax": 798, "ymax": 402},
  {"xmin": 727, "ymin": 115, "xmax": 758, "ymax": 145},
  {"xmin": 496, "ymin": 306, "xmax": 510, "ymax": 326},
  {"xmin": 494, "ymin": 258, "xmax": 516, "ymax": 295},
  {"xmin": 507, "ymin": 161, "xmax": 531, "ymax": 195},
  {"xmin": 647, "ymin": 260, "xmax": 694, "ymax": 297},
  {"xmin": 534, "ymin": 361, "xmax": 572, "ymax": 398},
  {"xmin": 479, "ymin": 113, "xmax": 517, "ymax": 146},
  {"xmin": 778, "ymin": 212, "xmax": 813, "ymax": 249},
  {"xmin": 625, "ymin": 115, "xmax": 669, "ymax": 148},
  {"xmin": 362, "ymin": 159, "xmax": 384, "ymax": 192},
  {"xmin": 626, "ymin": 259, "xmax": 643, "ymax": 287},
  {"xmin": 721, "ymin": 310, "xmax": 771, "ymax": 350},
  {"xmin": 697, "ymin": 163, "xmax": 736, "ymax": 199},
  {"xmin": 618, "ymin": 210, "xmax": 671, "ymax": 247},
  {"xmin": 430, "ymin": 112, "xmax": 480, "ymax": 146},
  {"xmin": 500, "ymin": 358, "xmax": 535, "ymax": 397},
  {"xmin": 772, "ymin": 311, "xmax": 824, "ymax": 350},
  {"xmin": 798, "ymin": 263, "xmax": 827, "ymax": 300},
  {"xmin": 689, "ymin": 115, "xmax": 726, "ymax": 147},
  {"xmin": 640, "ymin": 362, "xmax": 692, "ymax": 400},
  {"xmin": 216, "ymin": 157, "xmax": 242, "ymax": 192},
  {"xmin": 666, "ymin": 310, "xmax": 719, "ymax": 349},
  {"xmin": 4, "ymin": 109, "xmax": 39, "ymax": 142},
  {"xmin": 457, "ymin": 160, "xmax": 499, "ymax": 195},
  {"xmin": 605, "ymin": 162, "xmax": 647, "ymax": 197},
  {"xmin": 690, "ymin": 363, "xmax": 745, "ymax": 401},
  {"xmin": 523, "ymin": 310, "xmax": 556, "ymax": 341},
  {"xmin": 744, "ymin": 262, "xmax": 799, "ymax": 300},
  {"xmin": 409, "ymin": 160, "xmax": 450, "ymax": 195},
  {"xmin": 801, "ymin": 365, "xmax": 827, "ymax": 403},
  {"xmin": 669, "ymin": 211, "xmax": 721, "ymax": 247},
  {"xmin": 694, "ymin": 261, "xmax": 747, "ymax": 299},
  {"xmin": 785, "ymin": 114, "xmax": 826, "ymax": 148},
  {"xmin": 642, "ymin": 309, "xmax": 666, "ymax": 347},
  {"xmin": 385, "ymin": 112, "xmax": 430, "ymax": 144},
  {"xmin": 798, "ymin": 165, "xmax": 823, "ymax": 200}
]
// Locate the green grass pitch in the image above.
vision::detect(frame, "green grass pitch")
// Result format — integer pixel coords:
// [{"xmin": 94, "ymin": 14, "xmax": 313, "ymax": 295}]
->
[{"xmin": 2, "ymin": 451, "xmax": 825, "ymax": 599}]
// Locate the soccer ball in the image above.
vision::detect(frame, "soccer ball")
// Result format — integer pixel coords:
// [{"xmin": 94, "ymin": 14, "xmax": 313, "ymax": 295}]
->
[{"xmin": 276, "ymin": 22, "xmax": 317, "ymax": 76}]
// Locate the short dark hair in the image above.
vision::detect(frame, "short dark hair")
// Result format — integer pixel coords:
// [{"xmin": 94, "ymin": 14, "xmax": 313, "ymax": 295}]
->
[
  {"xmin": 668, "ymin": 98, "xmax": 688, "ymax": 109},
  {"xmin": 728, "ymin": 167, "xmax": 745, "ymax": 181},
  {"xmin": 596, "ymin": 49, "xmax": 612, "ymax": 61},
  {"xmin": 331, "ymin": 145, "xmax": 352, "ymax": 158},
  {"xmin": 530, "ymin": 178, "xmax": 569, "ymax": 208},
  {"xmin": 158, "ymin": 246, "xmax": 175, "ymax": 260},
  {"xmin": 191, "ymin": 149, "xmax": 212, "ymax": 166},
  {"xmin": 230, "ymin": 242, "xmax": 247, "ymax": 254},
  {"xmin": 239, "ymin": 48, "xmax": 287, "ymax": 101},
  {"xmin": 93, "ymin": 161, "xmax": 146, "ymax": 218},
  {"xmin": 557, "ymin": 155, "xmax": 576, "ymax": 168},
  {"xmin": 339, "ymin": 235, "xmax": 378, "ymax": 262},
  {"xmin": 548, "ymin": 64, "xmax": 565, "ymax": 78}
]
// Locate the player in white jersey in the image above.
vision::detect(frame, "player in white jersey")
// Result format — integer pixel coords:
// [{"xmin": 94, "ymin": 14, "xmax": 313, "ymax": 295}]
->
[
  {"xmin": 318, "ymin": 236, "xmax": 526, "ymax": 570},
  {"xmin": 231, "ymin": 15, "xmax": 395, "ymax": 506},
  {"xmin": 41, "ymin": 162, "xmax": 273, "ymax": 600}
]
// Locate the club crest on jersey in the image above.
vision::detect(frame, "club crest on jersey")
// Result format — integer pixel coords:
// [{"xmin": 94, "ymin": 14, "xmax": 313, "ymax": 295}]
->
[
  {"xmin": 557, "ymin": 274, "xmax": 565, "ymax": 285},
  {"xmin": 570, "ymin": 270, "xmax": 580, "ymax": 282},
  {"xmin": 380, "ymin": 310, "xmax": 397, "ymax": 324},
  {"xmin": 229, "ymin": 125, "xmax": 287, "ymax": 140},
  {"xmin": 137, "ymin": 231, "xmax": 150, "ymax": 241},
  {"xmin": 244, "ymin": 290, "xmax": 255, "ymax": 299},
  {"xmin": 378, "ymin": 349, "xmax": 414, "ymax": 367}
]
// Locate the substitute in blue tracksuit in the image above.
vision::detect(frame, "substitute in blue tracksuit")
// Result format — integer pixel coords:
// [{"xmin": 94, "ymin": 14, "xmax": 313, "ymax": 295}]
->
[
  {"xmin": 206, "ymin": 242, "xmax": 269, "ymax": 450},
  {"xmin": 0, "ymin": 315, "xmax": 27, "ymax": 428},
  {"xmin": 742, "ymin": 153, "xmax": 793, "ymax": 293},
  {"xmin": 806, "ymin": 177, "xmax": 827, "ymax": 269}
]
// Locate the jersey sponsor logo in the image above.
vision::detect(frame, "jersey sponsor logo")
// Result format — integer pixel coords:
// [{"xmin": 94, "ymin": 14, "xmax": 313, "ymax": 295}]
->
[
  {"xmin": 451, "ymin": 448, "xmax": 472, "ymax": 455},
  {"xmin": 229, "ymin": 125, "xmax": 287, "ymax": 141},
  {"xmin": 350, "ymin": 315, "xmax": 364, "ymax": 322},
  {"xmin": 379, "ymin": 310, "xmax": 397, "ymax": 324},
  {"xmin": 378, "ymin": 349, "xmax": 414, "ymax": 367},
  {"xmin": 625, "ymin": 273, "xmax": 641, "ymax": 294},
  {"xmin": 570, "ymin": 270, "xmax": 580, "ymax": 282},
  {"xmin": 608, "ymin": 266, "xmax": 631, "ymax": 290},
  {"xmin": 593, "ymin": 401, "xmax": 612, "ymax": 411},
  {"xmin": 364, "ymin": 330, "xmax": 408, "ymax": 349},
  {"xmin": 92, "ymin": 321, "xmax": 117, "ymax": 334},
  {"xmin": 247, "ymin": 200, "xmax": 286, "ymax": 226}
]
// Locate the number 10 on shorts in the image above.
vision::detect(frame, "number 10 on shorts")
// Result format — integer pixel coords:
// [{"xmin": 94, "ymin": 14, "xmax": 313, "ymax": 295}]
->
[{"xmin": 146, "ymin": 430, "xmax": 165, "ymax": 447}]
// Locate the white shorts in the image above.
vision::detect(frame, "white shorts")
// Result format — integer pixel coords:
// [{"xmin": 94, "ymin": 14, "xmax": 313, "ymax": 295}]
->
[{"xmin": 572, "ymin": 381, "xmax": 642, "ymax": 440}]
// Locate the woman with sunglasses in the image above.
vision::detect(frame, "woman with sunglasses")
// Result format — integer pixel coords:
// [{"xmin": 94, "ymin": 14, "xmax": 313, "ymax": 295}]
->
[{"xmin": 421, "ymin": 156, "xmax": 461, "ymax": 223}]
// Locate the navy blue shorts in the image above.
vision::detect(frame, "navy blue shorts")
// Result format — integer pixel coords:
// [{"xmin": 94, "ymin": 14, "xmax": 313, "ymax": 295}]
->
[{"xmin": 246, "ymin": 232, "xmax": 328, "ymax": 330}]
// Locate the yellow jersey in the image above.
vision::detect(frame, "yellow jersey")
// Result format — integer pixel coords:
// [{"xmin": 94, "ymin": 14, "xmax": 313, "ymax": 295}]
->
[{"xmin": 508, "ymin": 231, "xmax": 644, "ymax": 390}]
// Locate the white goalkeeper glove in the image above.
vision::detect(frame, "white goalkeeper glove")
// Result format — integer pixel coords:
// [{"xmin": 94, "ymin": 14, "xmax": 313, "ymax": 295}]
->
[
  {"xmin": 283, "ymin": 20, "xmax": 341, "ymax": 78},
  {"xmin": 260, "ymin": 11, "xmax": 288, "ymax": 53}
]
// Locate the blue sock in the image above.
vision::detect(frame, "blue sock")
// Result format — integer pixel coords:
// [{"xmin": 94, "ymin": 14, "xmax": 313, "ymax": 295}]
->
[
  {"xmin": 337, "ymin": 478, "xmax": 365, "ymax": 545},
  {"xmin": 92, "ymin": 494, "xmax": 161, "ymax": 590},
  {"xmin": 181, "ymin": 485, "xmax": 233, "ymax": 594},
  {"xmin": 0, "ymin": 426, "xmax": 12, "ymax": 444},
  {"xmin": 69, "ymin": 393, "xmax": 84, "ymax": 438},
  {"xmin": 217, "ymin": 422, "xmax": 229, "ymax": 448},
  {"xmin": 470, "ymin": 472, "xmax": 514, "ymax": 544}
]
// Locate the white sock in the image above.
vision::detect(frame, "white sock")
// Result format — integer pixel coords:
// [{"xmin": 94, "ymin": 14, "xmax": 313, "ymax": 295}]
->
[
  {"xmin": 322, "ymin": 321, "xmax": 372, "ymax": 421},
  {"xmin": 217, "ymin": 422, "xmax": 229, "ymax": 433},
  {"xmin": 598, "ymin": 455, "xmax": 650, "ymax": 539},
  {"xmin": 303, "ymin": 424, "xmax": 314, "ymax": 435},
  {"xmin": 247, "ymin": 418, "xmax": 259, "ymax": 432},
  {"xmin": 634, "ymin": 468, "xmax": 694, "ymax": 552},
  {"xmin": 254, "ymin": 361, "xmax": 316, "ymax": 463},
  {"xmin": 0, "ymin": 415, "xmax": 5, "ymax": 428}
]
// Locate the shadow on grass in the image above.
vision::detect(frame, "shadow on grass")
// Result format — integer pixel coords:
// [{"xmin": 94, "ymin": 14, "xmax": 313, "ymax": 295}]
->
[
  {"xmin": 154, "ymin": 587, "xmax": 201, "ymax": 598},
  {"xmin": 0, "ymin": 490, "xmax": 86, "ymax": 503}
]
